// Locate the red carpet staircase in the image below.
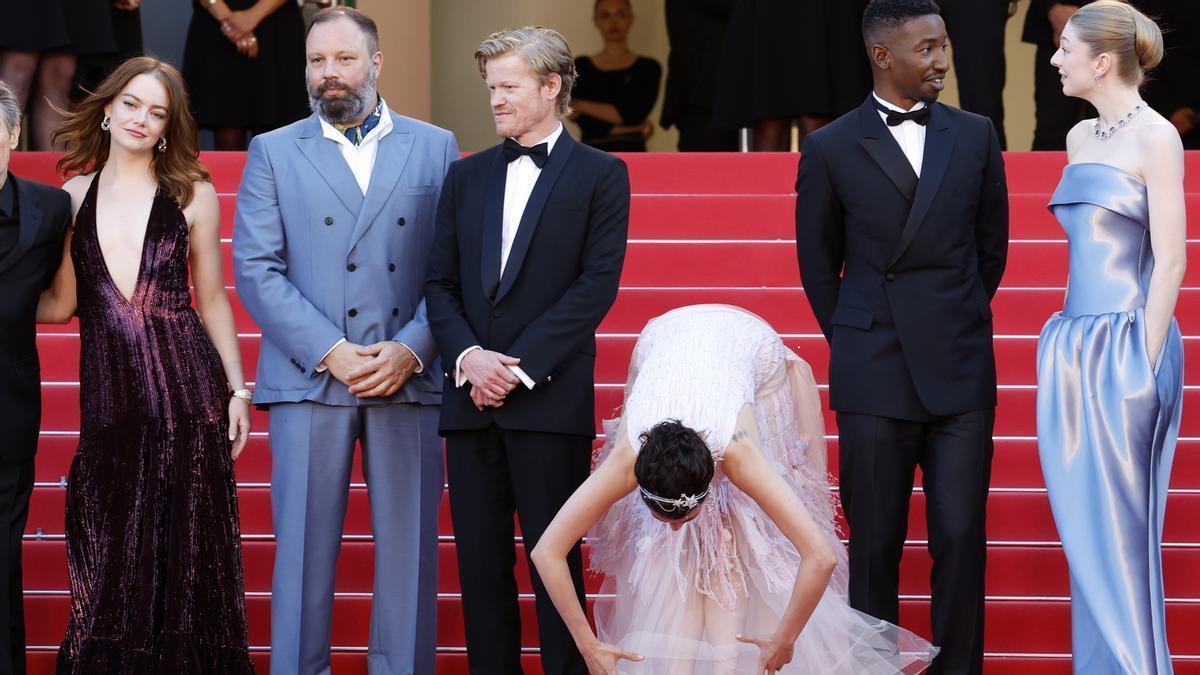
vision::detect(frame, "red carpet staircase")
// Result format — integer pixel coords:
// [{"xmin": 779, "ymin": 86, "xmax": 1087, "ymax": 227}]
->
[{"xmin": 11, "ymin": 150, "xmax": 1200, "ymax": 673}]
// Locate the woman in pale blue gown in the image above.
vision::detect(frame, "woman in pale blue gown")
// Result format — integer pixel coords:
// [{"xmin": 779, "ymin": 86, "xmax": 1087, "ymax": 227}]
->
[{"xmin": 1038, "ymin": 3, "xmax": 1188, "ymax": 673}]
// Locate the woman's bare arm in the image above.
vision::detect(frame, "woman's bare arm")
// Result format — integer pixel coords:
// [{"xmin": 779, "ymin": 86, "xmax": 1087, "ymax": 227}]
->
[
  {"xmin": 530, "ymin": 427, "xmax": 642, "ymax": 673},
  {"xmin": 723, "ymin": 404, "xmax": 838, "ymax": 670}
]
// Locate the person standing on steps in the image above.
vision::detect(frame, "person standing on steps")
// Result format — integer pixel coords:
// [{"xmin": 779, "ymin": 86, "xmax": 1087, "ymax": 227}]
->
[
  {"xmin": 1038, "ymin": 3, "xmax": 1185, "ymax": 672},
  {"xmin": 425, "ymin": 25, "xmax": 629, "ymax": 675},
  {"xmin": 233, "ymin": 8, "xmax": 458, "ymax": 674},
  {"xmin": 795, "ymin": 0, "xmax": 1009, "ymax": 672},
  {"xmin": 0, "ymin": 79, "xmax": 72, "ymax": 675}
]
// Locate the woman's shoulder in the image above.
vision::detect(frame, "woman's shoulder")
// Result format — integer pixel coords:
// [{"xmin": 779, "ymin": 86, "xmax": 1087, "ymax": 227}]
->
[{"xmin": 634, "ymin": 56, "xmax": 662, "ymax": 72}]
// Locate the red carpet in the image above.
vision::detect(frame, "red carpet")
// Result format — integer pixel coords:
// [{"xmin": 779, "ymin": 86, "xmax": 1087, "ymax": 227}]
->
[{"xmin": 11, "ymin": 150, "xmax": 1200, "ymax": 673}]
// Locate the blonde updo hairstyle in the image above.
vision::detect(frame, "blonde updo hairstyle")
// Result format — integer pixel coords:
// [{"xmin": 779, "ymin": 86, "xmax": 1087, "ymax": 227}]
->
[{"xmin": 1068, "ymin": 0, "xmax": 1164, "ymax": 87}]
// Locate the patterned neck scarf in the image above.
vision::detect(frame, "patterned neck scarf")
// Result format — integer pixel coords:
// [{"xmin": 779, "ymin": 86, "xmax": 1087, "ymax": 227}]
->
[{"xmin": 334, "ymin": 99, "xmax": 384, "ymax": 146}]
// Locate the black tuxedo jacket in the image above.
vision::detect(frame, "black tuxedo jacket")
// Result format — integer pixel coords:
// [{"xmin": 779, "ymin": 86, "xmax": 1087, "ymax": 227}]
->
[
  {"xmin": 0, "ymin": 173, "xmax": 72, "ymax": 461},
  {"xmin": 796, "ymin": 97, "xmax": 1008, "ymax": 419},
  {"xmin": 425, "ymin": 130, "xmax": 629, "ymax": 436}
]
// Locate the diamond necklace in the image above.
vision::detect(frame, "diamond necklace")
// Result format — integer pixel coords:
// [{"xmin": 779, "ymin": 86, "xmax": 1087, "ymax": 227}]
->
[{"xmin": 1094, "ymin": 102, "xmax": 1146, "ymax": 140}]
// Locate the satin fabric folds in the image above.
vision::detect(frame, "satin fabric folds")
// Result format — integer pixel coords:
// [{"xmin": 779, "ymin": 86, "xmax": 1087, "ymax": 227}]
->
[{"xmin": 1037, "ymin": 163, "xmax": 1182, "ymax": 674}]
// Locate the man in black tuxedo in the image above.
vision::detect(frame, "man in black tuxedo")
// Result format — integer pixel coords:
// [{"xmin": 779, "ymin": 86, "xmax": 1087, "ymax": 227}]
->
[
  {"xmin": 795, "ymin": 1, "xmax": 1008, "ymax": 673},
  {"xmin": 424, "ymin": 27, "xmax": 629, "ymax": 675},
  {"xmin": 0, "ymin": 81, "xmax": 71, "ymax": 675}
]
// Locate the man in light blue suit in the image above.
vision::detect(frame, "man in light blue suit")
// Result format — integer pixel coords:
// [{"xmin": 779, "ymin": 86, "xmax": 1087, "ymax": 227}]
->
[{"xmin": 231, "ymin": 8, "xmax": 458, "ymax": 674}]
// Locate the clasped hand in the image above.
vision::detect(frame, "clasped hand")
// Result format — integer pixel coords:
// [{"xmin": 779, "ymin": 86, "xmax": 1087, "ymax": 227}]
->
[
  {"xmin": 322, "ymin": 340, "xmax": 418, "ymax": 398},
  {"xmin": 461, "ymin": 348, "xmax": 521, "ymax": 410},
  {"xmin": 736, "ymin": 633, "xmax": 795, "ymax": 675}
]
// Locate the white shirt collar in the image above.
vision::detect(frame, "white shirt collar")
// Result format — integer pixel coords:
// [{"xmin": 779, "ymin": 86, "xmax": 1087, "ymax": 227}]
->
[
  {"xmin": 319, "ymin": 99, "xmax": 394, "ymax": 148},
  {"xmin": 510, "ymin": 122, "xmax": 564, "ymax": 156},
  {"xmin": 872, "ymin": 92, "xmax": 927, "ymax": 113}
]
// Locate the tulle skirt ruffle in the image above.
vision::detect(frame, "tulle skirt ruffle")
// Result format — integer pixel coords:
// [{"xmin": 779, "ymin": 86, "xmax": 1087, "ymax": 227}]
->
[{"xmin": 589, "ymin": 353, "xmax": 938, "ymax": 673}]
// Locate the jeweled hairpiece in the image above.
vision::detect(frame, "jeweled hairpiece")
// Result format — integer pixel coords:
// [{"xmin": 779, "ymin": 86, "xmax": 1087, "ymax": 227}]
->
[{"xmin": 638, "ymin": 485, "xmax": 709, "ymax": 513}]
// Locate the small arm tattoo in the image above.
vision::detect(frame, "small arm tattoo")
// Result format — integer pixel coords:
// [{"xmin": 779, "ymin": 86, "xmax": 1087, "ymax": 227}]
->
[{"xmin": 732, "ymin": 429, "xmax": 750, "ymax": 442}]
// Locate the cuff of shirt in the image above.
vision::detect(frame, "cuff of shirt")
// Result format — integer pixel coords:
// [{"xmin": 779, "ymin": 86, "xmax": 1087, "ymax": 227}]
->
[
  {"xmin": 315, "ymin": 337, "xmax": 348, "ymax": 373},
  {"xmin": 395, "ymin": 341, "xmax": 424, "ymax": 374},
  {"xmin": 454, "ymin": 345, "xmax": 482, "ymax": 387}
]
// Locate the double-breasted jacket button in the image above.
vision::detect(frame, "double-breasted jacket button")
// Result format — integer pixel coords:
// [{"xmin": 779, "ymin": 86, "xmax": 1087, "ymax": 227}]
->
[
  {"xmin": 347, "ymin": 263, "xmax": 357, "ymax": 272},
  {"xmin": 392, "ymin": 307, "xmax": 400, "ymax": 317},
  {"xmin": 348, "ymin": 308, "xmax": 358, "ymax": 318},
  {"xmin": 545, "ymin": 375, "xmax": 553, "ymax": 383},
  {"xmin": 396, "ymin": 217, "xmax": 406, "ymax": 226},
  {"xmin": 388, "ymin": 263, "xmax": 396, "ymax": 272},
  {"xmin": 324, "ymin": 216, "xmax": 334, "ymax": 226},
  {"xmin": 885, "ymin": 273, "xmax": 896, "ymax": 282}
]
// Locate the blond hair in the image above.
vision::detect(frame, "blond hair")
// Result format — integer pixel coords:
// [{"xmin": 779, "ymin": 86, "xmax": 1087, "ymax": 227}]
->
[
  {"xmin": 475, "ymin": 27, "xmax": 577, "ymax": 117},
  {"xmin": 1069, "ymin": 0, "xmax": 1164, "ymax": 86}
]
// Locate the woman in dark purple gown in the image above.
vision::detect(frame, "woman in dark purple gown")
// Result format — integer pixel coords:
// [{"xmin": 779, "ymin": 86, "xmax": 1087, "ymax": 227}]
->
[{"xmin": 37, "ymin": 56, "xmax": 255, "ymax": 673}]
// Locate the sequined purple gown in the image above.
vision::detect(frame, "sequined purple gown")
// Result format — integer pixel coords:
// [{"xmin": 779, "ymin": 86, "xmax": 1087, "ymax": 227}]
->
[{"xmin": 57, "ymin": 172, "xmax": 254, "ymax": 673}]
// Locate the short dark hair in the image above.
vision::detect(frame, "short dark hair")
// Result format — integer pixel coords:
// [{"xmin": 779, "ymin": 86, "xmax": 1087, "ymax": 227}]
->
[
  {"xmin": 634, "ymin": 420, "xmax": 715, "ymax": 520},
  {"xmin": 309, "ymin": 7, "xmax": 380, "ymax": 55},
  {"xmin": 862, "ymin": 0, "xmax": 942, "ymax": 43}
]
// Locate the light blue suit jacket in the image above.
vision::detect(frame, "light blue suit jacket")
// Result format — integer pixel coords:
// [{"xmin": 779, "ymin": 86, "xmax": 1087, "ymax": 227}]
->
[{"xmin": 233, "ymin": 110, "xmax": 458, "ymax": 406}]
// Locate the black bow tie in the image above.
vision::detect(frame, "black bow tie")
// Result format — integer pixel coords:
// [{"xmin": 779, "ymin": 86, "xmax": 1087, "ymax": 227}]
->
[
  {"xmin": 502, "ymin": 138, "xmax": 550, "ymax": 168},
  {"xmin": 874, "ymin": 100, "xmax": 932, "ymax": 126}
]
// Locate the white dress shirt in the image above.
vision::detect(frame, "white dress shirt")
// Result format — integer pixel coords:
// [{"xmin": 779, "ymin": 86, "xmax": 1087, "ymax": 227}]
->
[
  {"xmin": 454, "ymin": 123, "xmax": 566, "ymax": 391},
  {"xmin": 873, "ymin": 92, "xmax": 927, "ymax": 177},
  {"xmin": 319, "ymin": 99, "xmax": 394, "ymax": 194},
  {"xmin": 315, "ymin": 101, "xmax": 421, "ymax": 374}
]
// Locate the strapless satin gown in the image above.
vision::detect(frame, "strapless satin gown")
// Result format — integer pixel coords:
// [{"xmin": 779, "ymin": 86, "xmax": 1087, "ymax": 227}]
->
[
  {"xmin": 1037, "ymin": 163, "xmax": 1183, "ymax": 674},
  {"xmin": 57, "ymin": 172, "xmax": 255, "ymax": 673}
]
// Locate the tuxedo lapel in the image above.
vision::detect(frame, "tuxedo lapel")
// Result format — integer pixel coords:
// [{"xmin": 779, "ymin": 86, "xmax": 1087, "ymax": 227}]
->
[
  {"xmin": 890, "ymin": 104, "xmax": 958, "ymax": 267},
  {"xmin": 295, "ymin": 114, "xmax": 365, "ymax": 216},
  {"xmin": 494, "ymin": 131, "xmax": 577, "ymax": 304},
  {"xmin": 0, "ymin": 175, "xmax": 44, "ymax": 276},
  {"xmin": 348, "ymin": 119, "xmax": 413, "ymax": 250},
  {"xmin": 857, "ymin": 98, "xmax": 918, "ymax": 203},
  {"xmin": 480, "ymin": 149, "xmax": 507, "ymax": 302}
]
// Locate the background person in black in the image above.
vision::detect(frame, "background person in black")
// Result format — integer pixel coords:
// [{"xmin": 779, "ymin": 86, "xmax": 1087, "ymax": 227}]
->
[
  {"xmin": 1023, "ymin": 0, "xmax": 1093, "ymax": 149},
  {"xmin": 0, "ymin": 80, "xmax": 71, "ymax": 675},
  {"xmin": 1141, "ymin": 0, "xmax": 1200, "ymax": 149},
  {"xmin": 937, "ymin": 0, "xmax": 1012, "ymax": 148},
  {"xmin": 424, "ymin": 26, "xmax": 629, "ymax": 675},
  {"xmin": 660, "ymin": 0, "xmax": 737, "ymax": 151},
  {"xmin": 795, "ymin": 1, "xmax": 1008, "ymax": 672},
  {"xmin": 570, "ymin": 0, "xmax": 662, "ymax": 152}
]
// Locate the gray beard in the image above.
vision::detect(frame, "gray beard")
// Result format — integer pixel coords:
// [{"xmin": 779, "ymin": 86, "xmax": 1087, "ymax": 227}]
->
[{"xmin": 308, "ymin": 71, "xmax": 378, "ymax": 125}]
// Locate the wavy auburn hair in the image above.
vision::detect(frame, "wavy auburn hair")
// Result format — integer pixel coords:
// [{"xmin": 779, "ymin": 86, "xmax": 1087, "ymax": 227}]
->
[{"xmin": 54, "ymin": 56, "xmax": 209, "ymax": 207}]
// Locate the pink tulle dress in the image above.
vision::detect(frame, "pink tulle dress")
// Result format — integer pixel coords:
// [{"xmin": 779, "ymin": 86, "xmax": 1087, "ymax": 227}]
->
[{"xmin": 589, "ymin": 305, "xmax": 937, "ymax": 674}]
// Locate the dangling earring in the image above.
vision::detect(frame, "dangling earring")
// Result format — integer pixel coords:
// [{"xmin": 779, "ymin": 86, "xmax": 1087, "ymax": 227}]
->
[
  {"xmin": 1094, "ymin": 72, "xmax": 1103, "ymax": 87},
  {"xmin": 100, "ymin": 115, "xmax": 111, "ymax": 131},
  {"xmin": 157, "ymin": 137, "xmax": 167, "ymax": 153}
]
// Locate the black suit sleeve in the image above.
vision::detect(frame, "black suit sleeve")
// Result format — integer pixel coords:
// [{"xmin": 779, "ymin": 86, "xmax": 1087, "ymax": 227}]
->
[
  {"xmin": 976, "ymin": 120, "xmax": 1009, "ymax": 299},
  {"xmin": 795, "ymin": 133, "xmax": 845, "ymax": 343},
  {"xmin": 506, "ymin": 158, "xmax": 630, "ymax": 383},
  {"xmin": 424, "ymin": 161, "xmax": 483, "ymax": 362}
]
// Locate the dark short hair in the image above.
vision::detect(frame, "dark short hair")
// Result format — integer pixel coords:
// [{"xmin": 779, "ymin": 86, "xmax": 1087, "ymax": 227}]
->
[
  {"xmin": 634, "ymin": 420, "xmax": 715, "ymax": 520},
  {"xmin": 862, "ymin": 0, "xmax": 942, "ymax": 43},
  {"xmin": 309, "ymin": 7, "xmax": 380, "ymax": 55}
]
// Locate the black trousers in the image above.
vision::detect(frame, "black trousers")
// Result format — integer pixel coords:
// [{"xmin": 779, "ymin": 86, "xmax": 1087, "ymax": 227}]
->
[
  {"xmin": 939, "ymin": 0, "xmax": 1010, "ymax": 149},
  {"xmin": 673, "ymin": 105, "xmax": 739, "ymax": 152},
  {"xmin": 1030, "ymin": 43, "xmax": 1092, "ymax": 150},
  {"xmin": 446, "ymin": 426, "xmax": 591, "ymax": 675},
  {"xmin": 837, "ymin": 409, "xmax": 994, "ymax": 675},
  {"xmin": 0, "ymin": 458, "xmax": 33, "ymax": 675}
]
